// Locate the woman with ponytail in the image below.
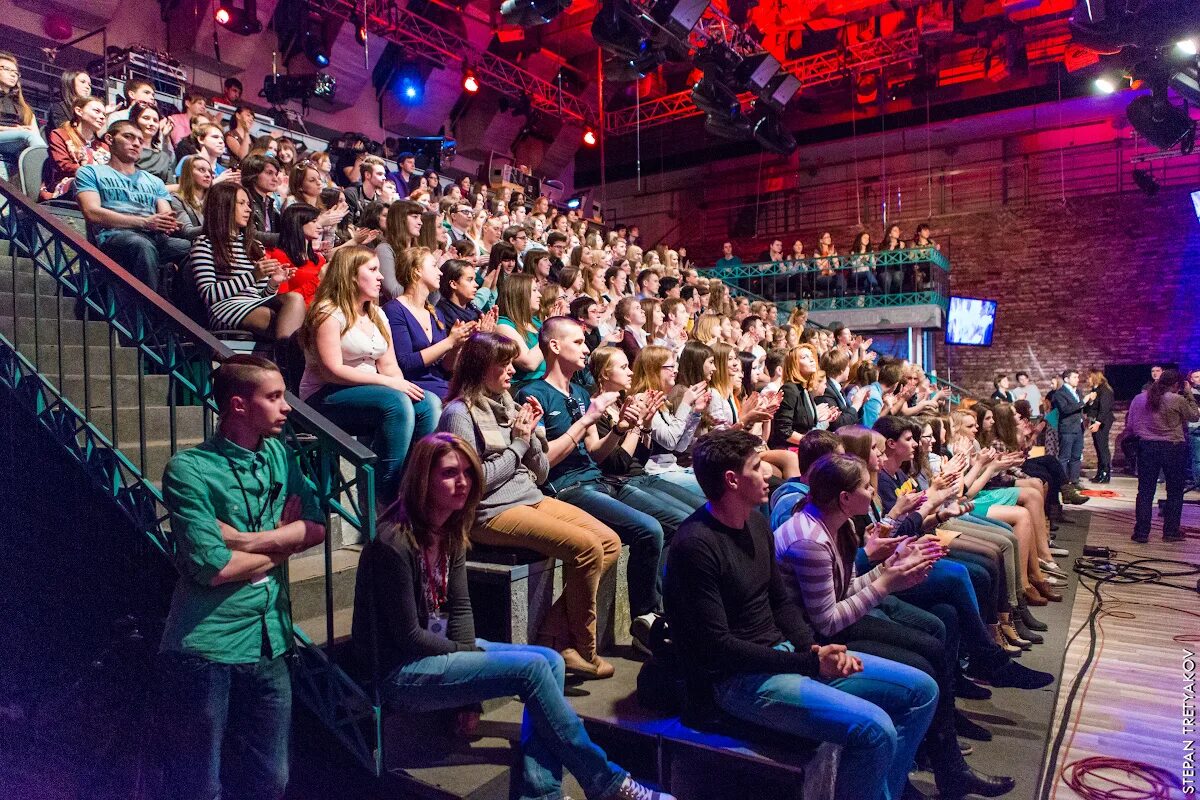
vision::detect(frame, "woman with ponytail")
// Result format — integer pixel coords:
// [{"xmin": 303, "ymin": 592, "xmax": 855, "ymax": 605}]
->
[{"xmin": 384, "ymin": 246, "xmax": 479, "ymax": 415}]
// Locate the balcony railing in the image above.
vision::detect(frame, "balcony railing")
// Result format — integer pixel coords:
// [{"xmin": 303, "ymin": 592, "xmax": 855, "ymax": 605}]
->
[
  {"xmin": 0, "ymin": 181, "xmax": 385, "ymax": 775},
  {"xmin": 704, "ymin": 246, "xmax": 951, "ymax": 313}
]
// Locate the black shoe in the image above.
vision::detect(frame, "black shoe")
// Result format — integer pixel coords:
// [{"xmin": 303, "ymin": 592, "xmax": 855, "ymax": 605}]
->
[
  {"xmin": 1131, "ymin": 533, "xmax": 1149, "ymax": 544},
  {"xmin": 1017, "ymin": 603, "xmax": 1049, "ymax": 632},
  {"xmin": 1164, "ymin": 533, "xmax": 1186, "ymax": 543},
  {"xmin": 1013, "ymin": 617, "xmax": 1045, "ymax": 644},
  {"xmin": 987, "ymin": 659, "xmax": 1055, "ymax": 690},
  {"xmin": 955, "ymin": 710, "xmax": 992, "ymax": 742},
  {"xmin": 956, "ymin": 672, "xmax": 993, "ymax": 700},
  {"xmin": 937, "ymin": 767, "xmax": 1017, "ymax": 799}
]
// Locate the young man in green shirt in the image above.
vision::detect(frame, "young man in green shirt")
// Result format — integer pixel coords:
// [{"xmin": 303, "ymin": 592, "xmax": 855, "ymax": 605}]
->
[{"xmin": 158, "ymin": 355, "xmax": 325, "ymax": 800}]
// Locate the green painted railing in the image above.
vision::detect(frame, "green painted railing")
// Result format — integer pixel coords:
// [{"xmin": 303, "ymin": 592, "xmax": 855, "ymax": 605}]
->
[
  {"xmin": 0, "ymin": 183, "xmax": 385, "ymax": 776},
  {"xmin": 705, "ymin": 247, "xmax": 951, "ymax": 313}
]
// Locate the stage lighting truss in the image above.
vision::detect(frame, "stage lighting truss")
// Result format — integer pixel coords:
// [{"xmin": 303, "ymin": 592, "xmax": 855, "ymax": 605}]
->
[
  {"xmin": 305, "ymin": 0, "xmax": 594, "ymax": 125},
  {"xmin": 262, "ymin": 72, "xmax": 337, "ymax": 106},
  {"xmin": 605, "ymin": 27, "xmax": 921, "ymax": 135},
  {"xmin": 500, "ymin": 0, "xmax": 573, "ymax": 28}
]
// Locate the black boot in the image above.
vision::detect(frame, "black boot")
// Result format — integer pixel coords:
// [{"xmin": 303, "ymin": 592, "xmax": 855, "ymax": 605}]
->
[
  {"xmin": 1013, "ymin": 615, "xmax": 1045, "ymax": 644},
  {"xmin": 956, "ymin": 670, "xmax": 993, "ymax": 701},
  {"xmin": 1017, "ymin": 599, "xmax": 1048, "ymax": 632},
  {"xmin": 930, "ymin": 728, "xmax": 1015, "ymax": 799}
]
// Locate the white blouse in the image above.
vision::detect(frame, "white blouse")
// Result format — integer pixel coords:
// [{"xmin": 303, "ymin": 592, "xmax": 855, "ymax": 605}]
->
[{"xmin": 299, "ymin": 307, "xmax": 389, "ymax": 400}]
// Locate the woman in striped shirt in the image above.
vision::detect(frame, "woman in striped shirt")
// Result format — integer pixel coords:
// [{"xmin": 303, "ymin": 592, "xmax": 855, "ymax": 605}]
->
[
  {"xmin": 190, "ymin": 182, "xmax": 305, "ymax": 340},
  {"xmin": 774, "ymin": 454, "xmax": 1016, "ymax": 800}
]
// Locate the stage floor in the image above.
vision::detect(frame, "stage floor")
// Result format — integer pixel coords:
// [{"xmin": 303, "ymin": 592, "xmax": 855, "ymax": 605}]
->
[{"xmin": 1039, "ymin": 475, "xmax": 1199, "ymax": 800}]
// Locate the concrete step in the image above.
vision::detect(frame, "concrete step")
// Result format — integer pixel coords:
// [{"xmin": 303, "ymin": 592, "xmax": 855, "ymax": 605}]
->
[
  {"xmin": 114, "ymin": 436, "xmax": 204, "ymax": 481},
  {"xmin": 90, "ymin": 403, "xmax": 208, "ymax": 444},
  {"xmin": 0, "ymin": 314, "xmax": 113, "ymax": 345},
  {"xmin": 0, "ymin": 254, "xmax": 37, "ymax": 275},
  {"xmin": 2, "ymin": 289, "xmax": 75, "ymax": 320},
  {"xmin": 8, "ymin": 340, "xmax": 142, "ymax": 375},
  {"xmin": 57, "ymin": 372, "xmax": 176, "ymax": 410},
  {"xmin": 289, "ymin": 545, "xmax": 362, "ymax": 626},
  {"xmin": 0, "ymin": 265, "xmax": 77, "ymax": 296}
]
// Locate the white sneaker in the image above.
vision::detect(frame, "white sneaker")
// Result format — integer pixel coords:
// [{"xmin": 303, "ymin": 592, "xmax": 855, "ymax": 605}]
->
[
  {"xmin": 1042, "ymin": 574, "xmax": 1065, "ymax": 587},
  {"xmin": 1048, "ymin": 546, "xmax": 1069, "ymax": 557},
  {"xmin": 611, "ymin": 775, "xmax": 676, "ymax": 800},
  {"xmin": 629, "ymin": 613, "xmax": 658, "ymax": 656}
]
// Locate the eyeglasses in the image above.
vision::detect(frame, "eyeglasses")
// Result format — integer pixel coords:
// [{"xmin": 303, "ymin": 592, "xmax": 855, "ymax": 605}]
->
[
  {"xmin": 0, "ymin": 65, "xmax": 19, "ymax": 76},
  {"xmin": 565, "ymin": 395, "xmax": 586, "ymax": 423},
  {"xmin": 661, "ymin": 363, "xmax": 678, "ymax": 371}
]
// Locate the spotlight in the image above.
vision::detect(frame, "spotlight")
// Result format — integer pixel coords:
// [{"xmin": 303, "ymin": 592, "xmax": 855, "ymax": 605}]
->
[
  {"xmin": 262, "ymin": 72, "xmax": 336, "ymax": 106},
  {"xmin": 1132, "ymin": 167, "xmax": 1160, "ymax": 195},
  {"xmin": 693, "ymin": 77, "xmax": 752, "ymax": 141},
  {"xmin": 395, "ymin": 61, "xmax": 425, "ymax": 104},
  {"xmin": 500, "ymin": 0, "xmax": 572, "ymax": 27},
  {"xmin": 593, "ymin": 0, "xmax": 656, "ymax": 61},
  {"xmin": 1127, "ymin": 90, "xmax": 1197, "ymax": 152},
  {"xmin": 463, "ymin": 68, "xmax": 480, "ymax": 93},
  {"xmin": 352, "ymin": 14, "xmax": 367, "ymax": 45},
  {"xmin": 582, "ymin": 128, "xmax": 597, "ymax": 146},
  {"xmin": 566, "ymin": 197, "xmax": 582, "ymax": 208},
  {"xmin": 303, "ymin": 28, "xmax": 330, "ymax": 67},
  {"xmin": 214, "ymin": 0, "xmax": 262, "ymax": 35},
  {"xmin": 1094, "ymin": 76, "xmax": 1118, "ymax": 93},
  {"xmin": 751, "ymin": 103, "xmax": 797, "ymax": 155},
  {"xmin": 1179, "ymin": 39, "xmax": 1199, "ymax": 56}
]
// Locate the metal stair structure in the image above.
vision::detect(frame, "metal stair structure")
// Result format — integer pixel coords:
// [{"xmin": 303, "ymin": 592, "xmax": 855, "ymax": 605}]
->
[{"xmin": 0, "ymin": 183, "xmax": 387, "ymax": 776}]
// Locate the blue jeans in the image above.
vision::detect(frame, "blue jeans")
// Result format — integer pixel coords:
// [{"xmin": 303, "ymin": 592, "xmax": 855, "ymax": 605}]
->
[
  {"xmin": 714, "ymin": 651, "xmax": 938, "ymax": 800},
  {"xmin": 307, "ymin": 382, "xmax": 439, "ymax": 501},
  {"xmin": 157, "ymin": 651, "xmax": 292, "ymax": 800},
  {"xmin": 1135, "ymin": 439, "xmax": 1189, "ymax": 538},
  {"xmin": 383, "ymin": 640, "xmax": 626, "ymax": 800},
  {"xmin": 894, "ymin": 558, "xmax": 998, "ymax": 659},
  {"xmin": 0, "ymin": 127, "xmax": 45, "ymax": 180},
  {"xmin": 1058, "ymin": 428, "xmax": 1084, "ymax": 484},
  {"xmin": 1189, "ymin": 431, "xmax": 1200, "ymax": 484},
  {"xmin": 97, "ymin": 229, "xmax": 191, "ymax": 294},
  {"xmin": 557, "ymin": 474, "xmax": 701, "ymax": 617}
]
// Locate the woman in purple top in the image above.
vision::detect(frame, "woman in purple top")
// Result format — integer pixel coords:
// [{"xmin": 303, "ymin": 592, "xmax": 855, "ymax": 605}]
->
[{"xmin": 384, "ymin": 246, "xmax": 478, "ymax": 413}]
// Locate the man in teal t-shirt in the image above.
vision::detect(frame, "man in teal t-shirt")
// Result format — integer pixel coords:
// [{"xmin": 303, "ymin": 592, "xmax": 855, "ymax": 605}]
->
[
  {"xmin": 75, "ymin": 119, "xmax": 190, "ymax": 294},
  {"xmin": 158, "ymin": 355, "xmax": 325, "ymax": 800}
]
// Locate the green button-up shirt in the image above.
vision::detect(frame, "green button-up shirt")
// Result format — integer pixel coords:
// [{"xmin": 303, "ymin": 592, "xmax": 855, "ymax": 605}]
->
[{"xmin": 160, "ymin": 433, "xmax": 323, "ymax": 664}]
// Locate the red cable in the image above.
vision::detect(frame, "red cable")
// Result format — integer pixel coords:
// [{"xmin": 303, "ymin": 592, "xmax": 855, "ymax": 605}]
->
[{"xmin": 1060, "ymin": 756, "xmax": 1179, "ymax": 799}]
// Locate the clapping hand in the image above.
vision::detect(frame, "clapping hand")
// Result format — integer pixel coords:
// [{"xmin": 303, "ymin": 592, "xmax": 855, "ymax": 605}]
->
[
  {"xmin": 511, "ymin": 398, "xmax": 542, "ymax": 442},
  {"xmin": 447, "ymin": 319, "xmax": 478, "ymax": 346},
  {"xmin": 864, "ymin": 522, "xmax": 905, "ymax": 562},
  {"xmin": 816, "ymin": 403, "xmax": 838, "ymax": 425},
  {"xmin": 254, "ymin": 257, "xmax": 288, "ymax": 285},
  {"xmin": 888, "ymin": 490, "xmax": 926, "ymax": 520},
  {"xmin": 316, "ymin": 201, "xmax": 350, "ymax": 229},
  {"xmin": 478, "ymin": 307, "xmax": 499, "ymax": 333},
  {"xmin": 880, "ymin": 548, "xmax": 935, "ymax": 593},
  {"xmin": 585, "ymin": 391, "xmax": 621, "ymax": 424},
  {"xmin": 740, "ymin": 391, "xmax": 781, "ymax": 426},
  {"xmin": 637, "ymin": 390, "xmax": 666, "ymax": 427}
]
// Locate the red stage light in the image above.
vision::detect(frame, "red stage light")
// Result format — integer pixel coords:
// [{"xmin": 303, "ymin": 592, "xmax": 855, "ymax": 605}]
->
[
  {"xmin": 582, "ymin": 128, "xmax": 597, "ymax": 146},
  {"xmin": 215, "ymin": 6, "xmax": 232, "ymax": 24},
  {"xmin": 463, "ymin": 69, "xmax": 480, "ymax": 93}
]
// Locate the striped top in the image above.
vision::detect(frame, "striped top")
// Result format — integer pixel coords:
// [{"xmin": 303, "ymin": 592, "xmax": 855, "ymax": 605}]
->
[
  {"xmin": 190, "ymin": 234, "xmax": 277, "ymax": 328},
  {"xmin": 772, "ymin": 509, "xmax": 884, "ymax": 637}
]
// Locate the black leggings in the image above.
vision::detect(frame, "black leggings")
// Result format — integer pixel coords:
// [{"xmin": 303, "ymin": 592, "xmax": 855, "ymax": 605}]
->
[{"xmin": 1023, "ymin": 455, "xmax": 1065, "ymax": 515}]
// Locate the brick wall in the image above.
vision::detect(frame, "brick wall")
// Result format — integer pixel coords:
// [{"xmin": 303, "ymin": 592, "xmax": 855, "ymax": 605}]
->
[{"xmin": 933, "ymin": 187, "xmax": 1200, "ymax": 398}]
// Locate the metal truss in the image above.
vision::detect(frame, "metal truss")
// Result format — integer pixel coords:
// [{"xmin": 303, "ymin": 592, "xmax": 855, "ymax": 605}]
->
[
  {"xmin": 606, "ymin": 28, "xmax": 922, "ymax": 136},
  {"xmin": 310, "ymin": 0, "xmax": 595, "ymax": 125}
]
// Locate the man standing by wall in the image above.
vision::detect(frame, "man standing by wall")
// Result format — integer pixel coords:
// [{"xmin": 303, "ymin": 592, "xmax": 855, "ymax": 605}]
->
[{"xmin": 1051, "ymin": 369, "xmax": 1091, "ymax": 488}]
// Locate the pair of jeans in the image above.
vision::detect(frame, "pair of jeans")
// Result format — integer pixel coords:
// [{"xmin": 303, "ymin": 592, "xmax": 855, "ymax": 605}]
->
[
  {"xmin": 556, "ymin": 474, "xmax": 701, "ymax": 617},
  {"xmin": 0, "ymin": 127, "xmax": 45, "ymax": 180},
  {"xmin": 1058, "ymin": 428, "xmax": 1084, "ymax": 484},
  {"xmin": 157, "ymin": 651, "xmax": 292, "ymax": 800},
  {"xmin": 307, "ymin": 382, "xmax": 439, "ymax": 502},
  {"xmin": 97, "ymin": 229, "xmax": 191, "ymax": 294},
  {"xmin": 1134, "ymin": 439, "xmax": 1189, "ymax": 538},
  {"xmin": 894, "ymin": 557, "xmax": 998, "ymax": 659},
  {"xmin": 714, "ymin": 651, "xmax": 938, "ymax": 800},
  {"xmin": 1191, "ymin": 431, "xmax": 1200, "ymax": 484},
  {"xmin": 382, "ymin": 640, "xmax": 626, "ymax": 800}
]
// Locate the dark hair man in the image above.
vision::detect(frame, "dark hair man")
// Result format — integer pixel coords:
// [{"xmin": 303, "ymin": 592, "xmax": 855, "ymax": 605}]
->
[
  {"xmin": 158, "ymin": 355, "xmax": 325, "ymax": 800},
  {"xmin": 240, "ymin": 154, "xmax": 283, "ymax": 233},
  {"xmin": 344, "ymin": 155, "xmax": 387, "ymax": 222},
  {"xmin": 75, "ymin": 120, "xmax": 189, "ymax": 294},
  {"xmin": 665, "ymin": 429, "xmax": 938, "ymax": 800},
  {"xmin": 991, "ymin": 374, "xmax": 1014, "ymax": 403},
  {"xmin": 635, "ymin": 269, "xmax": 660, "ymax": 300},
  {"xmin": 214, "ymin": 76, "xmax": 244, "ymax": 106},
  {"xmin": 1050, "ymin": 370, "xmax": 1089, "ymax": 487}
]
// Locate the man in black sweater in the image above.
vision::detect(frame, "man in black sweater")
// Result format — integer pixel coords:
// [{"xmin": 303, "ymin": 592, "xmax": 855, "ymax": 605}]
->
[
  {"xmin": 1050, "ymin": 369, "xmax": 1092, "ymax": 487},
  {"xmin": 664, "ymin": 429, "xmax": 938, "ymax": 800}
]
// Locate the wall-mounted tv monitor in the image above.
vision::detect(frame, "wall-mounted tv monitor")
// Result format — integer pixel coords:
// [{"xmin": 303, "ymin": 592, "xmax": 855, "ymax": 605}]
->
[
  {"xmin": 1191, "ymin": 190, "xmax": 1200, "ymax": 222},
  {"xmin": 946, "ymin": 296, "xmax": 998, "ymax": 346}
]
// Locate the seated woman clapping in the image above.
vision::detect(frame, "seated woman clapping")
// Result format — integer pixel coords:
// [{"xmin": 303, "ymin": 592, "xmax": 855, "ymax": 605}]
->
[
  {"xmin": 297, "ymin": 246, "xmax": 438, "ymax": 502},
  {"xmin": 437, "ymin": 332, "xmax": 622, "ymax": 680},
  {"xmin": 190, "ymin": 182, "xmax": 305, "ymax": 342},
  {"xmin": 351, "ymin": 433, "xmax": 675, "ymax": 800}
]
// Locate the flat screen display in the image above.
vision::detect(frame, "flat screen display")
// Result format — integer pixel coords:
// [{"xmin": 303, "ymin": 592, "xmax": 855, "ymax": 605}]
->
[
  {"xmin": 1191, "ymin": 190, "xmax": 1200, "ymax": 222},
  {"xmin": 946, "ymin": 296, "xmax": 998, "ymax": 346}
]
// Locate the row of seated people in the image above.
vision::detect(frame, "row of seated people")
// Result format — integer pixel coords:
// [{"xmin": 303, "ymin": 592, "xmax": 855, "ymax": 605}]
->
[
  {"xmin": 165, "ymin": 339, "xmax": 1068, "ymax": 800},
  {"xmin": 712, "ymin": 224, "xmax": 942, "ymax": 301}
]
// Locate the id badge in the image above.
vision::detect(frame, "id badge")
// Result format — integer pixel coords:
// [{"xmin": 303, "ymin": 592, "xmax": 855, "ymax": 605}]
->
[{"xmin": 426, "ymin": 611, "xmax": 450, "ymax": 640}]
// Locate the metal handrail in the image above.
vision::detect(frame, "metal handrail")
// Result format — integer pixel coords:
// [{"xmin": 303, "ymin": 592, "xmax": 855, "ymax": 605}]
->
[
  {"xmin": 0, "ymin": 181, "xmax": 384, "ymax": 775},
  {"xmin": 702, "ymin": 246, "xmax": 950, "ymax": 280},
  {"xmin": 928, "ymin": 372, "xmax": 974, "ymax": 405}
]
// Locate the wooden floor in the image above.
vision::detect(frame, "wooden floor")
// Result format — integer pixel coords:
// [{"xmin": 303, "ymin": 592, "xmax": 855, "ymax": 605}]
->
[{"xmin": 1042, "ymin": 475, "xmax": 1200, "ymax": 800}]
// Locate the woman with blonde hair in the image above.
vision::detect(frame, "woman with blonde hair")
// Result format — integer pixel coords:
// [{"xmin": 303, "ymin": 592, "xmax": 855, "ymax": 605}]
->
[
  {"xmin": 352, "ymin": 433, "xmax": 672, "ymax": 799},
  {"xmin": 630, "ymin": 344, "xmax": 708, "ymax": 463},
  {"xmin": 707, "ymin": 341, "xmax": 794, "ymax": 477},
  {"xmin": 438, "ymin": 335, "xmax": 622, "ymax": 679},
  {"xmin": 0, "ymin": 51, "xmax": 45, "ymax": 179},
  {"xmin": 169, "ymin": 154, "xmax": 212, "ymax": 240},
  {"xmin": 706, "ymin": 282, "xmax": 730, "ymax": 317},
  {"xmin": 376, "ymin": 199, "xmax": 426, "ymax": 299},
  {"xmin": 298, "ymin": 245, "xmax": 438, "ymax": 501},
  {"xmin": 496, "ymin": 273, "xmax": 545, "ymax": 388},
  {"xmin": 769, "ymin": 344, "xmax": 836, "ymax": 449},
  {"xmin": 690, "ymin": 314, "xmax": 721, "ymax": 347}
]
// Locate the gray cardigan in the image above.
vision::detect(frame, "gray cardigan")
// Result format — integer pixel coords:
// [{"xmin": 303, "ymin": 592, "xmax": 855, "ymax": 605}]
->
[{"xmin": 437, "ymin": 397, "xmax": 549, "ymax": 521}]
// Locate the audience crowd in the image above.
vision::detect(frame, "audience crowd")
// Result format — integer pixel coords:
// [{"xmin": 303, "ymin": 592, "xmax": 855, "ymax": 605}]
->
[{"xmin": 7, "ymin": 56, "xmax": 1199, "ymax": 800}]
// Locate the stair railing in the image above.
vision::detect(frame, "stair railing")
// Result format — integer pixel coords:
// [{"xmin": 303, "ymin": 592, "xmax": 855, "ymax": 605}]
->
[{"xmin": 0, "ymin": 181, "xmax": 386, "ymax": 775}]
